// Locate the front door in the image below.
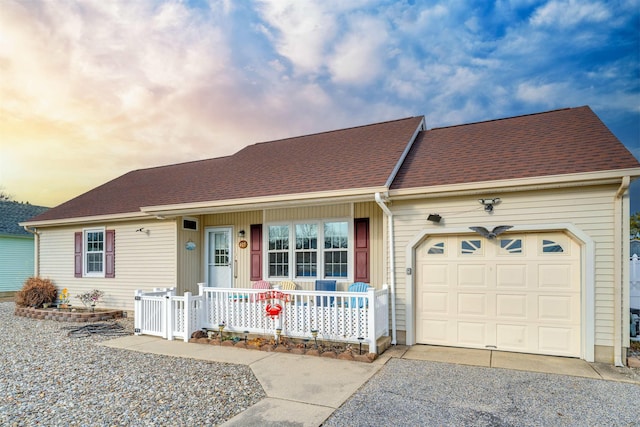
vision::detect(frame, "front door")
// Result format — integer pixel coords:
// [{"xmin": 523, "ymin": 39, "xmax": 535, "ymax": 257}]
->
[{"xmin": 205, "ymin": 227, "xmax": 233, "ymax": 287}]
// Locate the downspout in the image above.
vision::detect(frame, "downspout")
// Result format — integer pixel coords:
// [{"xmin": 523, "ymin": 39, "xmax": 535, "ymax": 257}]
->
[
  {"xmin": 375, "ymin": 192, "xmax": 397, "ymax": 345},
  {"xmin": 23, "ymin": 226, "xmax": 40, "ymax": 277},
  {"xmin": 614, "ymin": 176, "xmax": 629, "ymax": 367}
]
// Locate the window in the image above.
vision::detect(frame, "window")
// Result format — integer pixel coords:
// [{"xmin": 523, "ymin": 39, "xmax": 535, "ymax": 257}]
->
[
  {"xmin": 267, "ymin": 220, "xmax": 350, "ymax": 280},
  {"xmin": 461, "ymin": 239, "xmax": 482, "ymax": 255},
  {"xmin": 427, "ymin": 242, "xmax": 445, "ymax": 255},
  {"xmin": 268, "ymin": 225, "xmax": 289, "ymax": 277},
  {"xmin": 500, "ymin": 238, "xmax": 523, "ymax": 254},
  {"xmin": 75, "ymin": 228, "xmax": 115, "ymax": 278},
  {"xmin": 85, "ymin": 229, "xmax": 105, "ymax": 274},
  {"xmin": 542, "ymin": 239, "xmax": 564, "ymax": 253},
  {"xmin": 295, "ymin": 224, "xmax": 317, "ymax": 277},
  {"xmin": 324, "ymin": 222, "xmax": 348, "ymax": 277}
]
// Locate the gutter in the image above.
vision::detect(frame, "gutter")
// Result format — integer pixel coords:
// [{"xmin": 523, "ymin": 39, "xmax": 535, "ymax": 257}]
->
[
  {"xmin": 614, "ymin": 176, "xmax": 630, "ymax": 367},
  {"xmin": 22, "ymin": 226, "xmax": 40, "ymax": 277},
  {"xmin": 375, "ymin": 192, "xmax": 397, "ymax": 345}
]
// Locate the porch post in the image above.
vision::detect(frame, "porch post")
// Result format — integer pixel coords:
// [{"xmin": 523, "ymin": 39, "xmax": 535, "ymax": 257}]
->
[
  {"xmin": 134, "ymin": 290, "xmax": 142, "ymax": 336},
  {"xmin": 184, "ymin": 292, "xmax": 192, "ymax": 343},
  {"xmin": 367, "ymin": 287, "xmax": 377, "ymax": 354},
  {"xmin": 166, "ymin": 292, "xmax": 174, "ymax": 341}
]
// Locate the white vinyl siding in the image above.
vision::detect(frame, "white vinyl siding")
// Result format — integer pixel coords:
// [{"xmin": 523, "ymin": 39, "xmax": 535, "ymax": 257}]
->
[
  {"xmin": 39, "ymin": 220, "xmax": 177, "ymax": 312},
  {"xmin": 390, "ymin": 184, "xmax": 619, "ymax": 351}
]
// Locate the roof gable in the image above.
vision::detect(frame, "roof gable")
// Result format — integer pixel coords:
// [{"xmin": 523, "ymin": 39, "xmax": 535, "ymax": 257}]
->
[
  {"xmin": 391, "ymin": 106, "xmax": 640, "ymax": 190},
  {"xmin": 28, "ymin": 116, "xmax": 425, "ymax": 222}
]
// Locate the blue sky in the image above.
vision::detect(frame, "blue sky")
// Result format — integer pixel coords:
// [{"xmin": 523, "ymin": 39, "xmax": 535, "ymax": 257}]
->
[{"xmin": 0, "ymin": 0, "xmax": 638, "ymax": 208}]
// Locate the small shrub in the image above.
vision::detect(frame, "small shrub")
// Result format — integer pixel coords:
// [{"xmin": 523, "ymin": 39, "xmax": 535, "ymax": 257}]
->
[
  {"xmin": 76, "ymin": 289, "xmax": 104, "ymax": 308},
  {"xmin": 15, "ymin": 277, "xmax": 57, "ymax": 308}
]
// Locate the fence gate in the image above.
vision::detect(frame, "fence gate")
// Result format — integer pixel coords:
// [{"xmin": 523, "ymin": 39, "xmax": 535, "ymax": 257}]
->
[{"xmin": 134, "ymin": 289, "xmax": 174, "ymax": 338}]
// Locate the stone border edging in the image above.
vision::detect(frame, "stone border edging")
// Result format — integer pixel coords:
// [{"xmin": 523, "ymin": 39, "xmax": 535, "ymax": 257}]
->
[
  {"xmin": 14, "ymin": 306, "xmax": 124, "ymax": 322},
  {"xmin": 188, "ymin": 336, "xmax": 378, "ymax": 363}
]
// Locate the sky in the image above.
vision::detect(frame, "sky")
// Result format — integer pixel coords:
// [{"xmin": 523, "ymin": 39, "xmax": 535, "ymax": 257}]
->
[{"xmin": 1, "ymin": 0, "xmax": 639, "ymax": 210}]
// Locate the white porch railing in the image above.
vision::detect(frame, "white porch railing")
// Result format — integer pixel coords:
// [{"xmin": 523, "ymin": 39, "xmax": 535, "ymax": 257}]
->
[
  {"xmin": 134, "ymin": 284, "xmax": 390, "ymax": 353},
  {"xmin": 630, "ymin": 255, "xmax": 640, "ymax": 309}
]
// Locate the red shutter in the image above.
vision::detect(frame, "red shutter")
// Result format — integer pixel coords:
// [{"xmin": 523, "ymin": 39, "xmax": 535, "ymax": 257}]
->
[
  {"xmin": 250, "ymin": 224, "xmax": 262, "ymax": 281},
  {"xmin": 354, "ymin": 218, "xmax": 370, "ymax": 283},
  {"xmin": 105, "ymin": 230, "xmax": 115, "ymax": 278},
  {"xmin": 74, "ymin": 231, "xmax": 83, "ymax": 278}
]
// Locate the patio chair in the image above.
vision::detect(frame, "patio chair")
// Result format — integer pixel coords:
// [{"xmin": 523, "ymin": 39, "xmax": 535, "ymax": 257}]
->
[
  {"xmin": 347, "ymin": 282, "xmax": 370, "ymax": 308},
  {"xmin": 315, "ymin": 280, "xmax": 336, "ymax": 307},
  {"xmin": 280, "ymin": 281, "xmax": 296, "ymax": 291}
]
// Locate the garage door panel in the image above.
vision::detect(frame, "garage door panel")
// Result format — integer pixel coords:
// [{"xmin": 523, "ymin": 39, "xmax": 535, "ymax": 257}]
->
[
  {"xmin": 538, "ymin": 264, "xmax": 573, "ymax": 289},
  {"xmin": 496, "ymin": 324, "xmax": 528, "ymax": 350},
  {"xmin": 538, "ymin": 295, "xmax": 573, "ymax": 321},
  {"xmin": 422, "ymin": 292, "xmax": 449, "ymax": 314},
  {"xmin": 457, "ymin": 322, "xmax": 487, "ymax": 346},
  {"xmin": 538, "ymin": 327, "xmax": 577, "ymax": 355},
  {"xmin": 458, "ymin": 293, "xmax": 488, "ymax": 316},
  {"xmin": 420, "ymin": 319, "xmax": 449, "ymax": 342},
  {"xmin": 496, "ymin": 294, "xmax": 527, "ymax": 319},
  {"xmin": 458, "ymin": 265, "xmax": 487, "ymax": 287},
  {"xmin": 496, "ymin": 264, "xmax": 527, "ymax": 288},
  {"xmin": 422, "ymin": 264, "xmax": 448, "ymax": 287}
]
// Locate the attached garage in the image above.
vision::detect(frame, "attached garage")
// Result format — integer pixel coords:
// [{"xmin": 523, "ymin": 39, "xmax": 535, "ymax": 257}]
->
[{"xmin": 415, "ymin": 232, "xmax": 581, "ymax": 357}]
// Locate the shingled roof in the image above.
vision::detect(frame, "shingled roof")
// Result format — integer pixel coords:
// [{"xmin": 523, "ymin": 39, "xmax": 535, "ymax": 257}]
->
[
  {"xmin": 24, "ymin": 106, "xmax": 639, "ymax": 225},
  {"xmin": 391, "ymin": 106, "xmax": 640, "ymax": 190},
  {"xmin": 0, "ymin": 201, "xmax": 48, "ymax": 236},
  {"xmin": 27, "ymin": 116, "xmax": 425, "ymax": 222}
]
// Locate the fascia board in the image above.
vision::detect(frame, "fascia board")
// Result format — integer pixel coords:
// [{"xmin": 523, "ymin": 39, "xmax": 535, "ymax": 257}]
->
[
  {"xmin": 141, "ymin": 187, "xmax": 388, "ymax": 216},
  {"xmin": 20, "ymin": 211, "xmax": 152, "ymax": 228},
  {"xmin": 389, "ymin": 168, "xmax": 640, "ymax": 200}
]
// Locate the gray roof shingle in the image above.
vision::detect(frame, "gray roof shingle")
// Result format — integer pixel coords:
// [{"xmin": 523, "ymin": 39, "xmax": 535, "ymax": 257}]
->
[{"xmin": 0, "ymin": 201, "xmax": 49, "ymax": 236}]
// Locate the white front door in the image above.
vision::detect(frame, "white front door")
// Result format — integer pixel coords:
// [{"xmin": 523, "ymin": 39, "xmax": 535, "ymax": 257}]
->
[{"xmin": 205, "ymin": 227, "xmax": 233, "ymax": 287}]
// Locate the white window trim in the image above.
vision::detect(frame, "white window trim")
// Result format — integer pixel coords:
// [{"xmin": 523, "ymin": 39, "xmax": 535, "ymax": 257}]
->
[
  {"xmin": 264, "ymin": 219, "xmax": 353, "ymax": 282},
  {"xmin": 83, "ymin": 227, "xmax": 106, "ymax": 278}
]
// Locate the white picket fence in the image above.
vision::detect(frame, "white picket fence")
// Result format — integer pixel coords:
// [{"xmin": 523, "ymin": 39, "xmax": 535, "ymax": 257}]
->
[
  {"xmin": 630, "ymin": 255, "xmax": 640, "ymax": 310},
  {"xmin": 134, "ymin": 284, "xmax": 389, "ymax": 353}
]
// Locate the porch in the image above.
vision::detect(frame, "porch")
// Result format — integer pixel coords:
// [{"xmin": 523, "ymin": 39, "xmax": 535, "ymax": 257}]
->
[{"xmin": 134, "ymin": 284, "xmax": 390, "ymax": 354}]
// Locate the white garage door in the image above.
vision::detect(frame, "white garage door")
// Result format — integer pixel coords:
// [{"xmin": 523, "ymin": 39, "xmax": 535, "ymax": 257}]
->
[{"xmin": 416, "ymin": 232, "xmax": 581, "ymax": 357}]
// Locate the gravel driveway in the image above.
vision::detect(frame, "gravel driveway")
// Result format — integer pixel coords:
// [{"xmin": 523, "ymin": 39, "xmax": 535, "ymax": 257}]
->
[
  {"xmin": 0, "ymin": 302, "xmax": 265, "ymax": 426},
  {"xmin": 323, "ymin": 357, "xmax": 640, "ymax": 426}
]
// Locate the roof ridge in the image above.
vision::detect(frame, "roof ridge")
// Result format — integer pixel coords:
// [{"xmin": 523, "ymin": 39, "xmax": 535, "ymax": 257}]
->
[
  {"xmin": 429, "ymin": 106, "xmax": 582, "ymax": 131},
  {"xmin": 250, "ymin": 116, "xmax": 422, "ymax": 147}
]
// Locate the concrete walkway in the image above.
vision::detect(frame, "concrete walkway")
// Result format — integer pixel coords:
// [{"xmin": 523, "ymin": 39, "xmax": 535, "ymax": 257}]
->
[{"xmin": 100, "ymin": 336, "xmax": 639, "ymax": 426}]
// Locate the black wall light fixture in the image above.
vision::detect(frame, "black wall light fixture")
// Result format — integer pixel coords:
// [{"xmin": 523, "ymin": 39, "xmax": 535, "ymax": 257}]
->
[{"xmin": 427, "ymin": 214, "xmax": 442, "ymax": 223}]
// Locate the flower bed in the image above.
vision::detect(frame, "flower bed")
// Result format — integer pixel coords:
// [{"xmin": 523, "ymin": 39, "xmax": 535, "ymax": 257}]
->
[
  {"xmin": 14, "ymin": 306, "xmax": 124, "ymax": 322},
  {"xmin": 188, "ymin": 331, "xmax": 383, "ymax": 363}
]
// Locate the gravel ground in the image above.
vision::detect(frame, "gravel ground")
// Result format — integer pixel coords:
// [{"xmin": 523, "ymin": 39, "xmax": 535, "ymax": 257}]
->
[
  {"xmin": 323, "ymin": 358, "xmax": 640, "ymax": 427},
  {"xmin": 0, "ymin": 302, "xmax": 266, "ymax": 426}
]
